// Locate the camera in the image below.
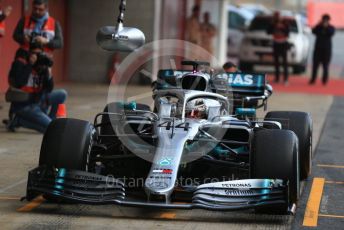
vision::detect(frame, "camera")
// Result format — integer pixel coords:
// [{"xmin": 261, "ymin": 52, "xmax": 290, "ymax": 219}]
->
[
  {"xmin": 36, "ymin": 53, "xmax": 54, "ymax": 68},
  {"xmin": 33, "ymin": 53, "xmax": 53, "ymax": 77},
  {"xmin": 30, "ymin": 32, "xmax": 48, "ymax": 50}
]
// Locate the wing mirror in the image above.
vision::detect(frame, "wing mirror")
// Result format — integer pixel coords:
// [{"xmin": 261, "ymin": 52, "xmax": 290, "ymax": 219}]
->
[
  {"xmin": 97, "ymin": 25, "xmax": 145, "ymax": 52},
  {"xmin": 96, "ymin": 0, "xmax": 145, "ymax": 52}
]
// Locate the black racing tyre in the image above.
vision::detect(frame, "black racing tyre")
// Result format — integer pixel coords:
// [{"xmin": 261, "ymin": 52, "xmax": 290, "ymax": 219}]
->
[
  {"xmin": 39, "ymin": 118, "xmax": 95, "ymax": 170},
  {"xmin": 100, "ymin": 102, "xmax": 151, "ymax": 136},
  {"xmin": 265, "ymin": 111, "xmax": 312, "ymax": 180},
  {"xmin": 251, "ymin": 129, "xmax": 300, "ymax": 213}
]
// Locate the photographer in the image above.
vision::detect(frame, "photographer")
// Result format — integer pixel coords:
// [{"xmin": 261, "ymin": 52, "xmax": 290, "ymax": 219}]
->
[
  {"xmin": 7, "ymin": 46, "xmax": 66, "ymax": 133},
  {"xmin": 267, "ymin": 12, "xmax": 290, "ymax": 85},
  {"xmin": 12, "ymin": 0, "xmax": 63, "ymax": 55},
  {"xmin": 310, "ymin": 14, "xmax": 335, "ymax": 85}
]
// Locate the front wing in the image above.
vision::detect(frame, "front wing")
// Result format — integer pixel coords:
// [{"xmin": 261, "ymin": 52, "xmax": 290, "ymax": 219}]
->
[{"xmin": 25, "ymin": 166, "xmax": 290, "ymax": 212}]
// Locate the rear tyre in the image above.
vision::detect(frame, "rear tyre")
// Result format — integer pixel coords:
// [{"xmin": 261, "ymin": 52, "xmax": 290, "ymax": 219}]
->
[
  {"xmin": 39, "ymin": 118, "xmax": 95, "ymax": 170},
  {"xmin": 265, "ymin": 111, "xmax": 312, "ymax": 180},
  {"xmin": 251, "ymin": 129, "xmax": 300, "ymax": 213}
]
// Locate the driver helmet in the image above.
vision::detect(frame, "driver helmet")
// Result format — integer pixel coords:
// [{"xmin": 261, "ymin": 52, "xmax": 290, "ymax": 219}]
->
[{"xmin": 186, "ymin": 99, "xmax": 207, "ymax": 119}]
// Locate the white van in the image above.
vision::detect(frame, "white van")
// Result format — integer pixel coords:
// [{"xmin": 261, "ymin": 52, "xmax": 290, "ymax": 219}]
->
[
  {"xmin": 227, "ymin": 5, "xmax": 255, "ymax": 57},
  {"xmin": 238, "ymin": 14, "xmax": 311, "ymax": 74}
]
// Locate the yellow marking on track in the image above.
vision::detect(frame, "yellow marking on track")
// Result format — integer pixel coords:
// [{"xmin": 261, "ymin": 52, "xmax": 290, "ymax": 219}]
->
[
  {"xmin": 0, "ymin": 196, "xmax": 21, "ymax": 201},
  {"xmin": 317, "ymin": 164, "xmax": 344, "ymax": 169},
  {"xmin": 303, "ymin": 178, "xmax": 325, "ymax": 227},
  {"xmin": 17, "ymin": 196, "xmax": 44, "ymax": 212},
  {"xmin": 159, "ymin": 212, "xmax": 176, "ymax": 219},
  {"xmin": 325, "ymin": 181, "xmax": 344, "ymax": 185},
  {"xmin": 319, "ymin": 214, "xmax": 344, "ymax": 219}
]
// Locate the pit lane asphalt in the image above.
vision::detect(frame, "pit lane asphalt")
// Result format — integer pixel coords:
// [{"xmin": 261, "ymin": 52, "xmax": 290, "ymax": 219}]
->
[
  {"xmin": 0, "ymin": 85, "xmax": 334, "ymax": 229},
  {"xmin": 292, "ymin": 97, "xmax": 344, "ymax": 229}
]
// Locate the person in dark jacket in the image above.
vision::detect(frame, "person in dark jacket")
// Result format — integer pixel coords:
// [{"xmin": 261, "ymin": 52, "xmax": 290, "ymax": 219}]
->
[
  {"xmin": 267, "ymin": 12, "xmax": 290, "ymax": 85},
  {"xmin": 7, "ymin": 47, "xmax": 66, "ymax": 133},
  {"xmin": 12, "ymin": 0, "xmax": 63, "ymax": 55},
  {"xmin": 310, "ymin": 14, "xmax": 335, "ymax": 85}
]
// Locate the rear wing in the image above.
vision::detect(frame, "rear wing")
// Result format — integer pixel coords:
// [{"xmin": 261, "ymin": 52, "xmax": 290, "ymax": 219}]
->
[
  {"xmin": 211, "ymin": 73, "xmax": 267, "ymax": 96},
  {"xmin": 155, "ymin": 70, "xmax": 267, "ymax": 97}
]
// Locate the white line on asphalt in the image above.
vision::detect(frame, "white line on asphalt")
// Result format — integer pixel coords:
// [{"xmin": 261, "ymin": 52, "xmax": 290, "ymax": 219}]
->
[
  {"xmin": 0, "ymin": 179, "xmax": 27, "ymax": 194},
  {"xmin": 320, "ymin": 194, "xmax": 329, "ymax": 214}
]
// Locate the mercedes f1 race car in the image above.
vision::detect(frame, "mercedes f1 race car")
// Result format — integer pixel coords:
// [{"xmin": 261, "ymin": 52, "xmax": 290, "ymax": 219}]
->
[{"xmin": 24, "ymin": 61, "xmax": 312, "ymax": 214}]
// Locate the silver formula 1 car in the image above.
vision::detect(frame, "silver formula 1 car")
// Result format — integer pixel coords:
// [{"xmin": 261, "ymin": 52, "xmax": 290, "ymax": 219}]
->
[{"xmin": 25, "ymin": 61, "xmax": 312, "ymax": 214}]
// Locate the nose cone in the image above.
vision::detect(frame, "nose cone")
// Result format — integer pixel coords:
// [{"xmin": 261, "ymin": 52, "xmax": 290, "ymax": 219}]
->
[{"xmin": 144, "ymin": 131, "xmax": 187, "ymax": 198}]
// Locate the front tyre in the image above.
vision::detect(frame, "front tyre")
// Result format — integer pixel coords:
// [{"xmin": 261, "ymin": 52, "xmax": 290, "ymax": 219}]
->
[
  {"xmin": 39, "ymin": 118, "xmax": 95, "ymax": 170},
  {"xmin": 251, "ymin": 129, "xmax": 300, "ymax": 213}
]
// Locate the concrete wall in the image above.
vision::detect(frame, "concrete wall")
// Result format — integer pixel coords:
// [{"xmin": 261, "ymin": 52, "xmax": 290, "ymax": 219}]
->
[{"xmin": 67, "ymin": 0, "xmax": 155, "ymax": 83}]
